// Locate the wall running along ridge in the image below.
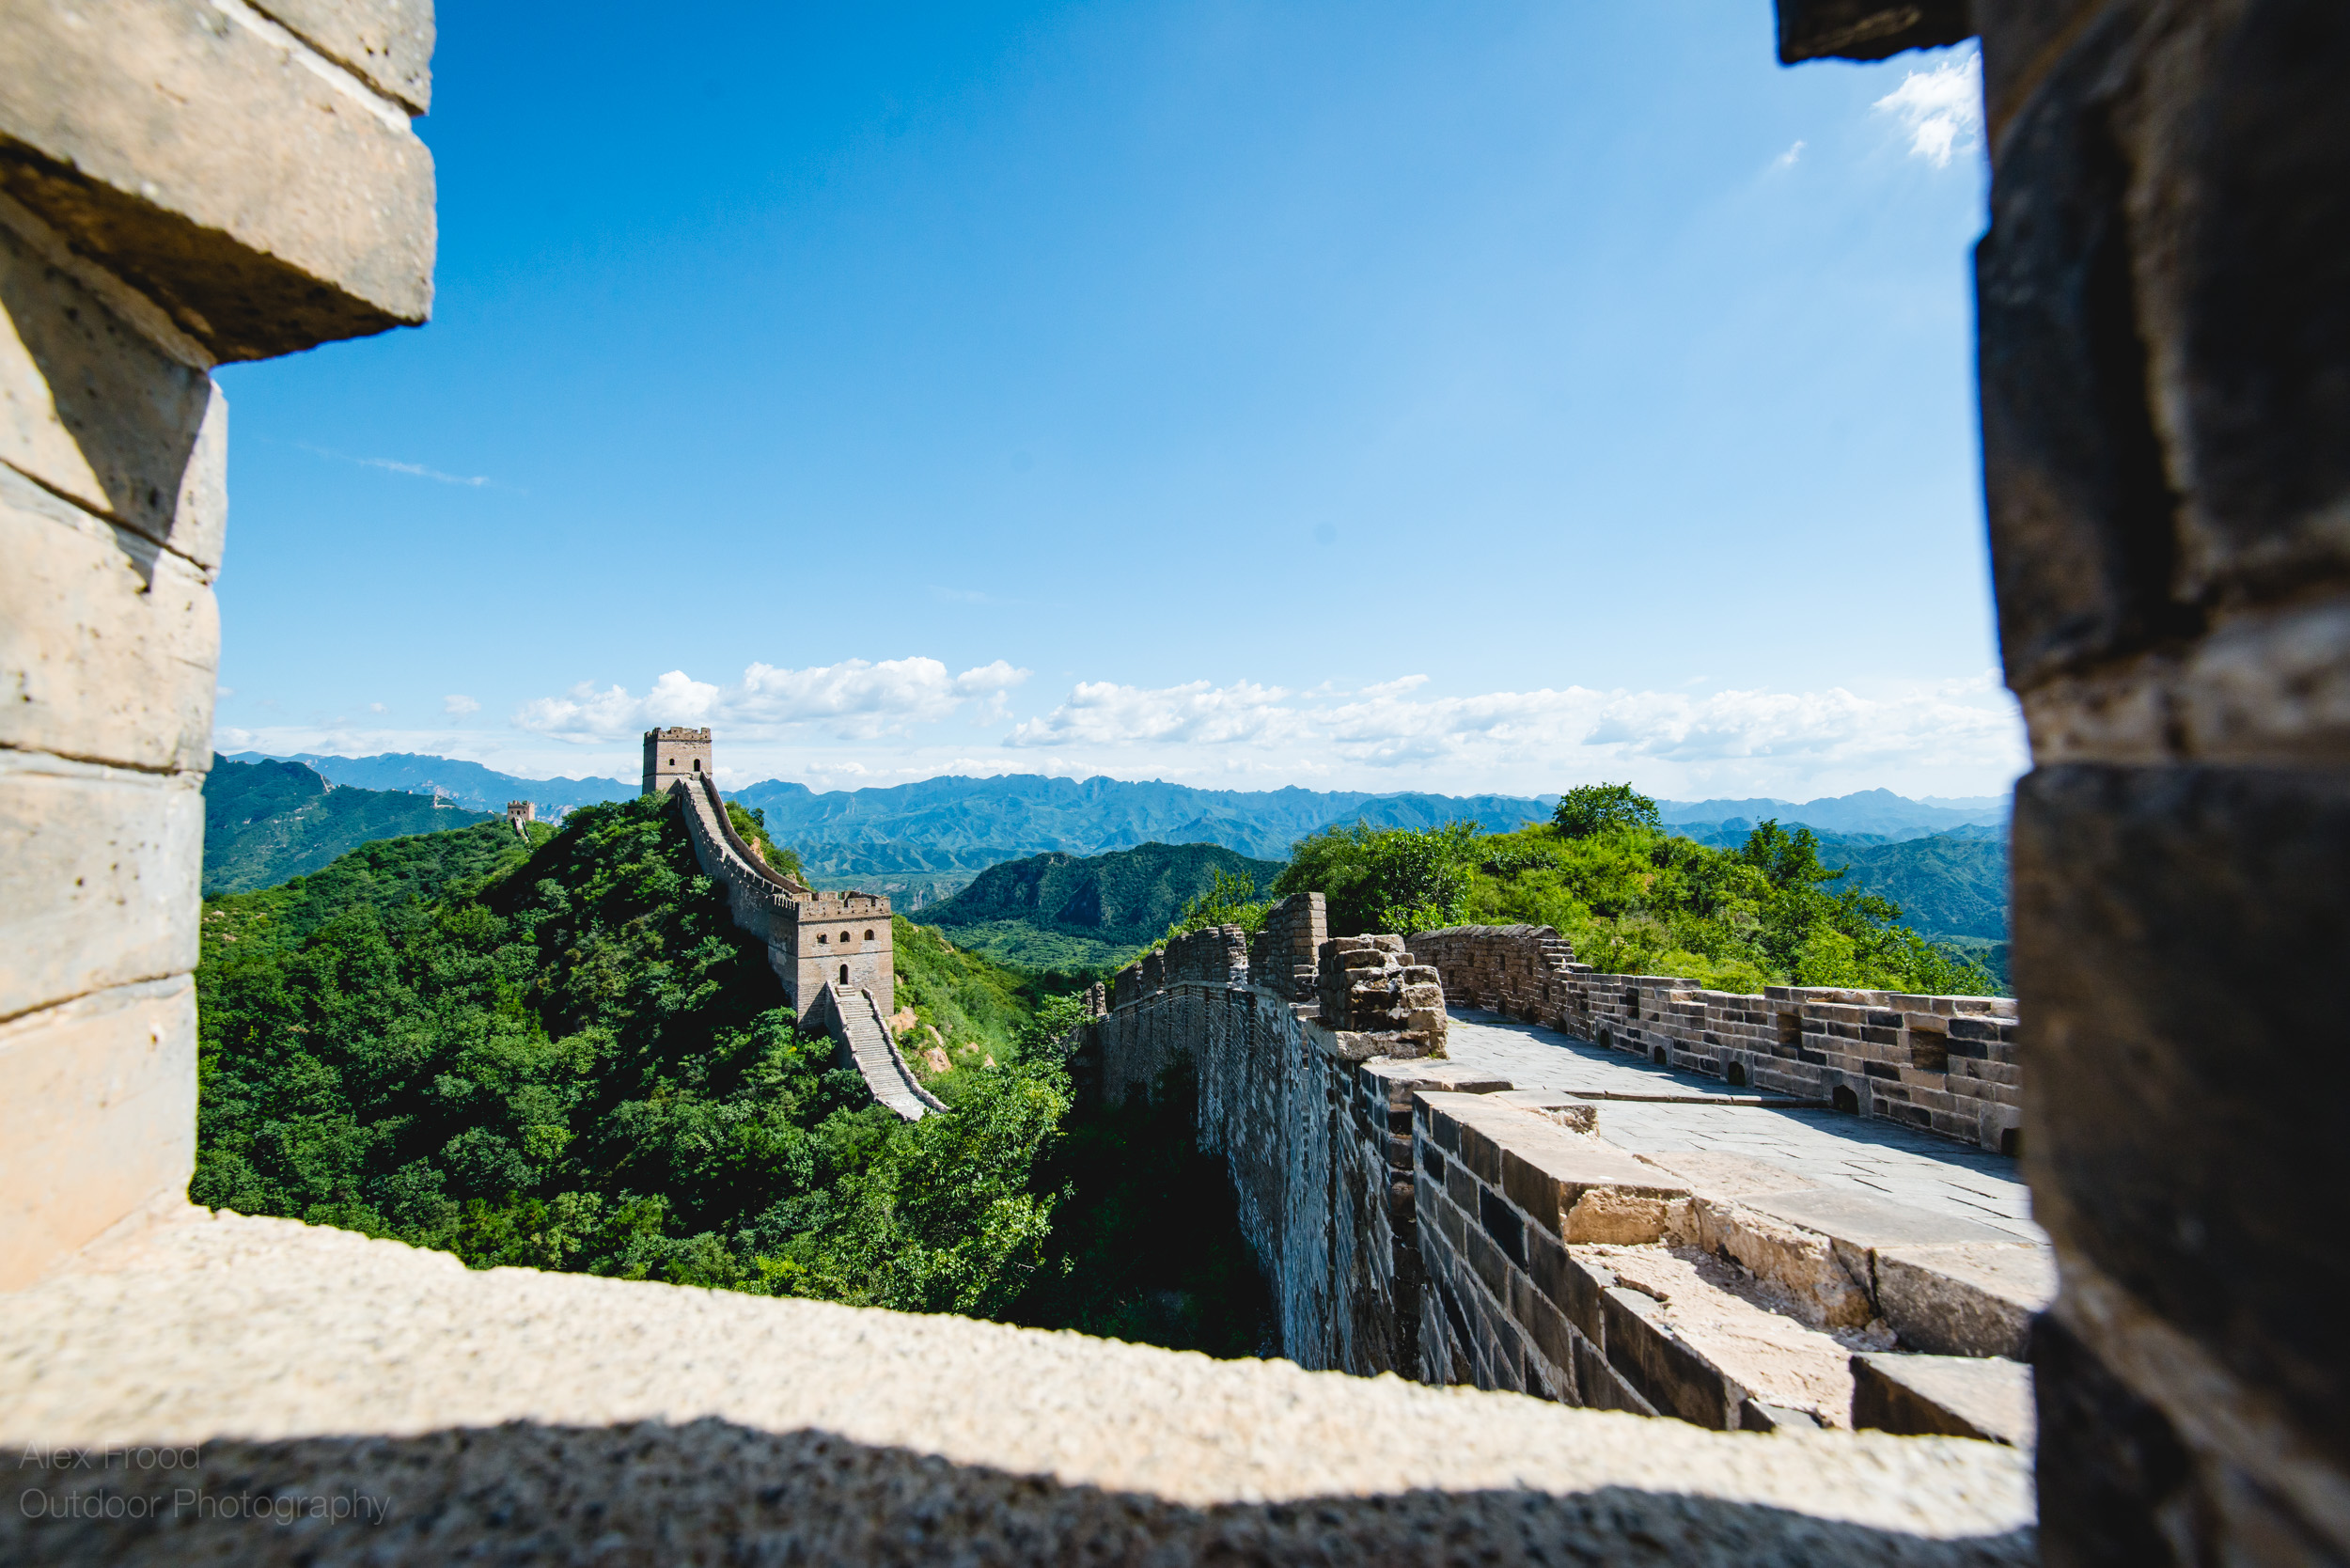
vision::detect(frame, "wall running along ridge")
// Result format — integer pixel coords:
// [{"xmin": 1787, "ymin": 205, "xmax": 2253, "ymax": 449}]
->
[
  {"xmin": 660, "ymin": 762, "xmax": 929, "ymax": 1116},
  {"xmin": 1410, "ymin": 926, "xmax": 2022, "ymax": 1154}
]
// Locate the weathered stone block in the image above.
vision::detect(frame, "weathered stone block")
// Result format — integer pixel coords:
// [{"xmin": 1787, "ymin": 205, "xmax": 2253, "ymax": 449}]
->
[
  {"xmin": 0, "ymin": 467, "xmax": 219, "ymax": 775},
  {"xmin": 251, "ymin": 0, "xmax": 433, "ymax": 112},
  {"xmin": 0, "ymin": 211, "xmax": 226, "ymax": 563},
  {"xmin": 1743, "ymin": 1185, "xmax": 2013, "ymax": 1298},
  {"xmin": 1876, "ymin": 1243, "xmax": 2056, "ymax": 1359},
  {"xmin": 1603, "ymin": 1285, "xmax": 1739, "ymax": 1430},
  {"xmin": 0, "ymin": 758, "xmax": 201, "ymax": 1022},
  {"xmin": 0, "ymin": 977, "xmax": 195, "ymax": 1290},
  {"xmin": 2015, "ymin": 761, "xmax": 2350, "ymax": 1460},
  {"xmin": 1853, "ymin": 1353, "xmax": 2036, "ymax": 1449},
  {"xmin": 0, "ymin": 0, "xmax": 436, "ymax": 360}
]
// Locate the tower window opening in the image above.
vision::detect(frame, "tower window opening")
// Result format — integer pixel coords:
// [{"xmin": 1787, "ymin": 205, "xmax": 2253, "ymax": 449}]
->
[
  {"xmin": 838, "ymin": 964, "xmax": 850, "ymax": 984},
  {"xmin": 840, "ymin": 930, "xmax": 853, "ymax": 943},
  {"xmin": 864, "ymin": 929, "xmax": 874, "ymax": 941},
  {"xmin": 818, "ymin": 933, "xmax": 828, "ymax": 945}
]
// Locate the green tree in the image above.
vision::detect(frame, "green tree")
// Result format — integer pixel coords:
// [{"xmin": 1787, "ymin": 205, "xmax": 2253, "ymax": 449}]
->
[
  {"xmin": 1272, "ymin": 820, "xmax": 1482, "ymax": 935},
  {"xmin": 1551, "ymin": 782, "xmax": 1663, "ymax": 839},
  {"xmin": 1160, "ymin": 868, "xmax": 1268, "ymax": 945}
]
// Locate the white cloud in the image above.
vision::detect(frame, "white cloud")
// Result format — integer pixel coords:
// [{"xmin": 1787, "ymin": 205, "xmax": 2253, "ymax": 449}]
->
[
  {"xmin": 1873, "ymin": 54, "xmax": 1982, "ymax": 168},
  {"xmin": 1009, "ymin": 680, "xmax": 1305, "ymax": 748},
  {"xmin": 1773, "ymin": 140, "xmax": 1805, "ymax": 170},
  {"xmin": 368, "ymin": 701, "xmax": 388, "ymax": 713},
  {"xmin": 244, "ymin": 664, "xmax": 2022, "ymax": 802},
  {"xmin": 515, "ymin": 657, "xmax": 1033, "ymax": 744},
  {"xmin": 301, "ymin": 443, "xmax": 502, "ymax": 489},
  {"xmin": 997, "ymin": 671, "xmax": 2024, "ymax": 798},
  {"xmin": 443, "ymin": 694, "xmax": 480, "ymax": 715}
]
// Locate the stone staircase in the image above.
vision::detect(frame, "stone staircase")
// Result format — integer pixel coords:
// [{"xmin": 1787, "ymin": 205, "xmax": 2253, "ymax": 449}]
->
[{"xmin": 826, "ymin": 981, "xmax": 946, "ymax": 1120}]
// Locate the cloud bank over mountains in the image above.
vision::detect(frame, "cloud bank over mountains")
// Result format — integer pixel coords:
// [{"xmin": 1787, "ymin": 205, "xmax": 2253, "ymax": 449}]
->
[{"xmin": 215, "ymin": 654, "xmax": 2028, "ymax": 801}]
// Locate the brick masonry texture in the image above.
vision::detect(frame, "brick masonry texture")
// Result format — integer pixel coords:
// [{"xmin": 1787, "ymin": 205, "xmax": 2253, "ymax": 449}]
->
[
  {"xmin": 1411, "ymin": 926, "xmax": 2022, "ymax": 1153},
  {"xmin": 1076, "ymin": 902, "xmax": 2049, "ymax": 1437}
]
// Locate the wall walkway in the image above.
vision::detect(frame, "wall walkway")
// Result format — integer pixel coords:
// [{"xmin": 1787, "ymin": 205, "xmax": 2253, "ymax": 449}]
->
[
  {"xmin": 1411, "ymin": 926, "xmax": 2022, "ymax": 1153},
  {"xmin": 1077, "ymin": 901, "xmax": 2052, "ymax": 1444}
]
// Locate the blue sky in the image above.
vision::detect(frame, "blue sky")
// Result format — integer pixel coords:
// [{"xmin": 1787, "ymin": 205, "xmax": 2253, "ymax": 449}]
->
[{"xmin": 211, "ymin": 2, "xmax": 2015, "ymax": 800}]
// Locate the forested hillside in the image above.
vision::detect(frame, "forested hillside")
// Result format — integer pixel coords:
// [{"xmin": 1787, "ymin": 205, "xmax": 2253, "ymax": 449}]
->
[
  {"xmin": 203, "ymin": 759, "xmax": 494, "ymax": 893},
  {"xmin": 193, "ymin": 797, "xmax": 1267, "ymax": 1352},
  {"xmin": 926, "ymin": 842, "xmax": 1288, "ymax": 971},
  {"xmin": 1259, "ymin": 788, "xmax": 1999, "ymax": 996}
]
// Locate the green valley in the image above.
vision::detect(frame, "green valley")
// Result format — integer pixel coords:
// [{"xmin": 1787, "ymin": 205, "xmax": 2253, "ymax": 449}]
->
[{"xmin": 925, "ymin": 841, "xmax": 1288, "ymax": 972}]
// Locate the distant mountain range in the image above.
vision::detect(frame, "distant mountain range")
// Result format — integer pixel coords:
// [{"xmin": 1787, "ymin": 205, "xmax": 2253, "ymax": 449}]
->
[
  {"xmin": 217, "ymin": 751, "xmax": 634, "ymax": 815},
  {"xmin": 1656, "ymin": 788, "xmax": 2006, "ymax": 837},
  {"xmin": 221, "ymin": 751, "xmax": 2010, "ymax": 875},
  {"xmin": 203, "ymin": 759, "xmax": 494, "ymax": 893},
  {"xmin": 729, "ymin": 776, "xmax": 1559, "ymax": 876}
]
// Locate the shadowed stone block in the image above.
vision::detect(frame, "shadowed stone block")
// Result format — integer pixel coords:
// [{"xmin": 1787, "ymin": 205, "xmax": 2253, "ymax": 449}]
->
[
  {"xmin": 1775, "ymin": 0, "xmax": 1972, "ymax": 63},
  {"xmin": 0, "ymin": 0, "xmax": 436, "ymax": 361},
  {"xmin": 0, "ymin": 760, "xmax": 201, "ymax": 1022},
  {"xmin": 0, "ymin": 475, "xmax": 219, "ymax": 775},
  {"xmin": 2014, "ymin": 761, "xmax": 2350, "ymax": 1466},
  {"xmin": 0, "ymin": 211, "xmax": 226, "ymax": 562},
  {"xmin": 1854, "ymin": 1353, "xmax": 2036, "ymax": 1448}
]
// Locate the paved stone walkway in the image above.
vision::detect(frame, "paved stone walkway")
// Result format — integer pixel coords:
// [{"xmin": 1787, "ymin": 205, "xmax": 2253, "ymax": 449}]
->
[{"xmin": 1443, "ymin": 1008, "xmax": 2044, "ymax": 1244}]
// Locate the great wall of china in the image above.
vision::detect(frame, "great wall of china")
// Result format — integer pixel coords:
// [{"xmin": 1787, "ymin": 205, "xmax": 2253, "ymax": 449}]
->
[
  {"xmin": 1069, "ymin": 904, "xmax": 2046, "ymax": 1438},
  {"xmin": 642, "ymin": 727, "xmax": 945, "ymax": 1120},
  {"xmin": 5, "ymin": 1, "xmax": 2343, "ymax": 1560}
]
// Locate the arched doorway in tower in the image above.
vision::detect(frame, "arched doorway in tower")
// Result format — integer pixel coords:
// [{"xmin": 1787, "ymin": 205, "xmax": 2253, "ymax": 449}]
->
[{"xmin": 838, "ymin": 963, "xmax": 850, "ymax": 985}]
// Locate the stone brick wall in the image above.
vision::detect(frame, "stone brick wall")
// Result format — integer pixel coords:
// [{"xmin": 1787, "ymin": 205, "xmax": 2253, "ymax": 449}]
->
[
  {"xmin": 1782, "ymin": 4, "xmax": 2350, "ymax": 1558},
  {"xmin": 666, "ymin": 769, "xmax": 896, "ymax": 1028},
  {"xmin": 0, "ymin": 0, "xmax": 436, "ymax": 1290},
  {"xmin": 1413, "ymin": 926, "xmax": 2021, "ymax": 1153},
  {"xmin": 1078, "ymin": 903, "xmax": 1502, "ymax": 1374},
  {"xmin": 640, "ymin": 726, "xmax": 713, "ymax": 795}
]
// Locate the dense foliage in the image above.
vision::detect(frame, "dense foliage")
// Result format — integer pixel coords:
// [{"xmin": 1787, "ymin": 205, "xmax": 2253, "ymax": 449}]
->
[
  {"xmin": 1552, "ymin": 782, "xmax": 1662, "ymax": 839},
  {"xmin": 193, "ymin": 798, "xmax": 1270, "ymax": 1346},
  {"xmin": 203, "ymin": 758, "xmax": 493, "ymax": 893},
  {"xmin": 1270, "ymin": 819, "xmax": 1483, "ymax": 936},
  {"xmin": 1465, "ymin": 809, "xmax": 1998, "ymax": 995},
  {"xmin": 196, "ymin": 796, "xmax": 1068, "ymax": 1314},
  {"xmin": 1270, "ymin": 799, "xmax": 1998, "ymax": 996}
]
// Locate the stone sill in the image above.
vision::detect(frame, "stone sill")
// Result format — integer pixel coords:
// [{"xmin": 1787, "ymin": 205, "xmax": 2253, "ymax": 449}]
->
[{"xmin": 1, "ymin": 1206, "xmax": 2032, "ymax": 1564}]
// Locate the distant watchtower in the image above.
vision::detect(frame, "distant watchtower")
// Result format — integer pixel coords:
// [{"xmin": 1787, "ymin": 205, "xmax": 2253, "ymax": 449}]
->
[
  {"xmin": 505, "ymin": 800, "xmax": 536, "ymax": 836},
  {"xmin": 642, "ymin": 727, "xmax": 713, "ymax": 795}
]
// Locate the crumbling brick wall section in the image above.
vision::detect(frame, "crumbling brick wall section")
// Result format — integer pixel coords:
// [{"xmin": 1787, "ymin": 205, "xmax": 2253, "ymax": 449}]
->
[
  {"xmin": 1781, "ymin": 3, "xmax": 2350, "ymax": 1560},
  {"xmin": 0, "ymin": 0, "xmax": 436, "ymax": 1290},
  {"xmin": 1412, "ymin": 927, "xmax": 2021, "ymax": 1153}
]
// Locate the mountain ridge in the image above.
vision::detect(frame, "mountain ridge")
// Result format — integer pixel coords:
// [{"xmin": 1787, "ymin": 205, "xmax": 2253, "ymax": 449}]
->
[{"xmin": 223, "ymin": 752, "xmax": 2009, "ymax": 876}]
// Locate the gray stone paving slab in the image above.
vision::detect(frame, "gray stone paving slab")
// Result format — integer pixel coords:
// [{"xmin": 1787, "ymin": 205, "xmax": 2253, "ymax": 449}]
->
[{"xmin": 1440, "ymin": 1008, "xmax": 2044, "ymax": 1244}]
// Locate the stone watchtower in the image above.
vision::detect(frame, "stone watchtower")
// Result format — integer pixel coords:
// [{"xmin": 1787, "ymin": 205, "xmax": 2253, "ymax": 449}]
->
[
  {"xmin": 505, "ymin": 801, "xmax": 536, "ymax": 836},
  {"xmin": 638, "ymin": 728, "xmax": 894, "ymax": 1031},
  {"xmin": 642, "ymin": 728, "xmax": 713, "ymax": 794}
]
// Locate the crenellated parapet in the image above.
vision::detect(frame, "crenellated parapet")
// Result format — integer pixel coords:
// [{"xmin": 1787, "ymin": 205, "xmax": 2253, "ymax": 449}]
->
[{"xmin": 1410, "ymin": 925, "xmax": 2019, "ymax": 1153}]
